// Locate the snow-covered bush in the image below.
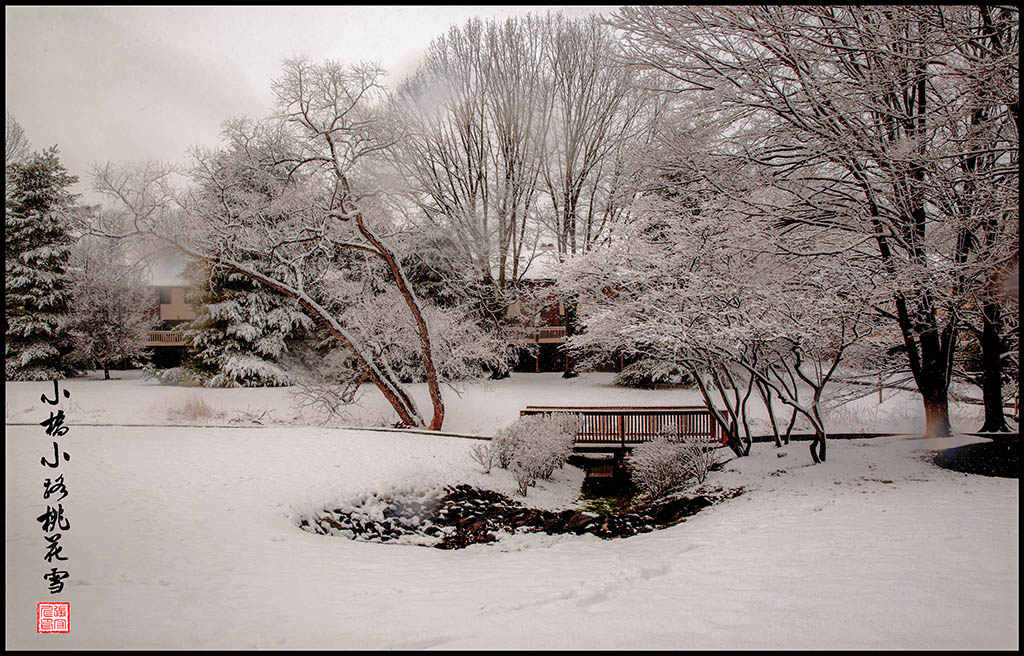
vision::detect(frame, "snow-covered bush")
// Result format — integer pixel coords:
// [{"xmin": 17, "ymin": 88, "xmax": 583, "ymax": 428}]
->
[
  {"xmin": 492, "ymin": 428, "xmax": 523, "ymax": 470},
  {"xmin": 142, "ymin": 365, "xmax": 202, "ymax": 387},
  {"xmin": 613, "ymin": 359, "xmax": 694, "ymax": 389},
  {"xmin": 628, "ymin": 434, "xmax": 721, "ymax": 499},
  {"xmin": 677, "ymin": 436, "xmax": 721, "ymax": 486},
  {"xmin": 468, "ymin": 441, "xmax": 499, "ymax": 473},
  {"xmin": 490, "ymin": 413, "xmax": 579, "ymax": 496}
]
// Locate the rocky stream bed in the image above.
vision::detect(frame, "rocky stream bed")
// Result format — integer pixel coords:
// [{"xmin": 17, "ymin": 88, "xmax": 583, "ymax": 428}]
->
[{"xmin": 300, "ymin": 484, "xmax": 745, "ymax": 549}]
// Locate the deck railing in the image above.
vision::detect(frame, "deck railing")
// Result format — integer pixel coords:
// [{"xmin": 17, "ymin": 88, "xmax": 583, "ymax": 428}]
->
[
  {"xmin": 520, "ymin": 406, "xmax": 724, "ymax": 450},
  {"xmin": 146, "ymin": 330, "xmax": 186, "ymax": 347},
  {"xmin": 536, "ymin": 326, "xmax": 567, "ymax": 341},
  {"xmin": 509, "ymin": 326, "xmax": 567, "ymax": 343}
]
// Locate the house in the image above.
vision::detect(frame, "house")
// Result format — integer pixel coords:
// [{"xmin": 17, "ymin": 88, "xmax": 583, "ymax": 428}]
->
[
  {"xmin": 146, "ymin": 285, "xmax": 196, "ymax": 345},
  {"xmin": 144, "ymin": 254, "xmax": 197, "ymax": 367},
  {"xmin": 145, "ymin": 284, "xmax": 196, "ymax": 367},
  {"xmin": 505, "ymin": 278, "xmax": 568, "ymax": 372}
]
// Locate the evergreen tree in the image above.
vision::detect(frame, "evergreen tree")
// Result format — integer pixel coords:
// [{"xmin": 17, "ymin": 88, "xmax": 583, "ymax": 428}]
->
[
  {"xmin": 5, "ymin": 147, "xmax": 79, "ymax": 381},
  {"xmin": 180, "ymin": 261, "xmax": 313, "ymax": 387}
]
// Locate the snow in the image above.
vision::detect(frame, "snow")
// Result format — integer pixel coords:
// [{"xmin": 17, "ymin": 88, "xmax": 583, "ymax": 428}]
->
[{"xmin": 5, "ymin": 372, "xmax": 1018, "ymax": 649}]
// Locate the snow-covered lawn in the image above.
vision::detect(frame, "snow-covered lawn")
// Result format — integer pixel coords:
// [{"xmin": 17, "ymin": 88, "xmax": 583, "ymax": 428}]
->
[{"xmin": 5, "ymin": 372, "xmax": 1018, "ymax": 649}]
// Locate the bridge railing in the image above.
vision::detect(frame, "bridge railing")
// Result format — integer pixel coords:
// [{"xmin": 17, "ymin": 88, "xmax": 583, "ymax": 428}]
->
[{"xmin": 520, "ymin": 406, "xmax": 724, "ymax": 450}]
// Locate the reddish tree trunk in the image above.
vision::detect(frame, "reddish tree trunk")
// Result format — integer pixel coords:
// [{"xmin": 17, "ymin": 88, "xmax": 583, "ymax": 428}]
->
[
  {"xmin": 349, "ymin": 208, "xmax": 445, "ymax": 430},
  {"xmin": 187, "ymin": 252, "xmax": 425, "ymax": 429}
]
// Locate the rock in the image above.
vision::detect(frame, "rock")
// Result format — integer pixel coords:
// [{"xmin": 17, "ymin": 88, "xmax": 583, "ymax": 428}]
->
[
  {"xmin": 541, "ymin": 515, "xmax": 566, "ymax": 533},
  {"xmin": 302, "ymin": 484, "xmax": 742, "ymax": 549},
  {"xmin": 565, "ymin": 512, "xmax": 598, "ymax": 534}
]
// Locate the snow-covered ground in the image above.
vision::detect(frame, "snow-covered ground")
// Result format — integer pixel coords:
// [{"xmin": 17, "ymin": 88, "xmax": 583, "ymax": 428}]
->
[{"xmin": 5, "ymin": 372, "xmax": 1018, "ymax": 649}]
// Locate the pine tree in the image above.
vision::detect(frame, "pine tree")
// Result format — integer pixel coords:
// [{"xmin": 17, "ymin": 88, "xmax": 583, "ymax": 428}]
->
[
  {"xmin": 5, "ymin": 147, "xmax": 79, "ymax": 381},
  {"xmin": 180, "ymin": 262, "xmax": 313, "ymax": 387}
]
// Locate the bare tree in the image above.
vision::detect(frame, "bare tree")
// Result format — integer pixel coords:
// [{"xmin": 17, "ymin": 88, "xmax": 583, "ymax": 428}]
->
[
  {"xmin": 542, "ymin": 14, "xmax": 661, "ymax": 258},
  {"xmin": 558, "ymin": 139, "xmax": 884, "ymax": 463},
  {"xmin": 271, "ymin": 58, "xmax": 448, "ymax": 430},
  {"xmin": 67, "ymin": 231, "xmax": 157, "ymax": 379},
  {"xmin": 90, "ymin": 58, "xmax": 451, "ymax": 430},
  {"xmin": 391, "ymin": 15, "xmax": 553, "ymax": 314},
  {"xmin": 392, "ymin": 14, "xmax": 665, "ymax": 379},
  {"xmin": 5, "ymin": 109, "xmax": 30, "ymax": 168},
  {"xmin": 612, "ymin": 6, "xmax": 1019, "ymax": 437}
]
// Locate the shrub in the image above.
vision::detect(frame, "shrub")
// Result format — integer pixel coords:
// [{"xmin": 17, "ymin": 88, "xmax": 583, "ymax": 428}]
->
[
  {"xmin": 142, "ymin": 365, "xmax": 202, "ymax": 387},
  {"xmin": 627, "ymin": 434, "xmax": 721, "ymax": 500},
  {"xmin": 492, "ymin": 427, "xmax": 524, "ymax": 470},
  {"xmin": 677, "ymin": 436, "xmax": 721, "ymax": 486},
  {"xmin": 468, "ymin": 441, "xmax": 499, "ymax": 473},
  {"xmin": 489, "ymin": 413, "xmax": 579, "ymax": 496},
  {"xmin": 168, "ymin": 394, "xmax": 217, "ymax": 421},
  {"xmin": 613, "ymin": 359, "xmax": 694, "ymax": 389}
]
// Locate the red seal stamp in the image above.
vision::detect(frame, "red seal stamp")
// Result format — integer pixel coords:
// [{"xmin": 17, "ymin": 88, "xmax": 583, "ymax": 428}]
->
[{"xmin": 37, "ymin": 602, "xmax": 70, "ymax": 633}]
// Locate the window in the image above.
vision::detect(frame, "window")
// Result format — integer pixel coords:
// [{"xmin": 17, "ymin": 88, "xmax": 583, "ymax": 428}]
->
[{"xmin": 157, "ymin": 288, "xmax": 172, "ymax": 304}]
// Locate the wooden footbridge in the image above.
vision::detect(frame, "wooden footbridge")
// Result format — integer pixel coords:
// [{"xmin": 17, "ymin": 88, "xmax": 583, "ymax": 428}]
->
[{"xmin": 520, "ymin": 406, "xmax": 725, "ymax": 453}]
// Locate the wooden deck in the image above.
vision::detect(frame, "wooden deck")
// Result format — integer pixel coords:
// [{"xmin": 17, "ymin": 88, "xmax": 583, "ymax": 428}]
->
[
  {"xmin": 520, "ymin": 406, "xmax": 724, "ymax": 452},
  {"xmin": 509, "ymin": 326, "xmax": 568, "ymax": 344},
  {"xmin": 146, "ymin": 330, "xmax": 187, "ymax": 347}
]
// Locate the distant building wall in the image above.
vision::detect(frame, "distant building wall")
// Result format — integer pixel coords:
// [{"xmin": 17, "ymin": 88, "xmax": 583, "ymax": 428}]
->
[{"xmin": 155, "ymin": 286, "xmax": 196, "ymax": 322}]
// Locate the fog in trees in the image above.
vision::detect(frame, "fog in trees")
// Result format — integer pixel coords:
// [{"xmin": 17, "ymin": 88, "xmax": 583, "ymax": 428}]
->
[{"xmin": 66, "ymin": 230, "xmax": 158, "ymax": 380}]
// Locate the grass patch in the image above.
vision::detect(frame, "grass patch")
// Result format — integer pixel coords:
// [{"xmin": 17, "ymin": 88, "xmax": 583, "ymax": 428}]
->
[
  {"xmin": 576, "ymin": 491, "xmax": 637, "ymax": 515},
  {"xmin": 168, "ymin": 394, "xmax": 220, "ymax": 421}
]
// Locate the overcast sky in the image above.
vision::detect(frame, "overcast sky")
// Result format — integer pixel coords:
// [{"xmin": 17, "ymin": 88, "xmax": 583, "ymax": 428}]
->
[{"xmin": 5, "ymin": 5, "xmax": 609, "ymax": 201}]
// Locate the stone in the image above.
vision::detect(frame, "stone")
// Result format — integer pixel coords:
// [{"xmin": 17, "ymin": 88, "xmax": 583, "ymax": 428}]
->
[
  {"xmin": 565, "ymin": 512, "xmax": 598, "ymax": 534},
  {"xmin": 302, "ymin": 484, "xmax": 742, "ymax": 549}
]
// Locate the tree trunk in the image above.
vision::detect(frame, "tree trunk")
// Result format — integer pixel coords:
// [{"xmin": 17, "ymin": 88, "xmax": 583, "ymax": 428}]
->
[
  {"xmin": 561, "ymin": 293, "xmax": 579, "ymax": 379},
  {"xmin": 921, "ymin": 383, "xmax": 953, "ymax": 438},
  {"xmin": 718, "ymin": 367, "xmax": 751, "ymax": 456},
  {"xmin": 978, "ymin": 302, "xmax": 1009, "ymax": 433},
  {"xmin": 739, "ymin": 371, "xmax": 755, "ymax": 447},
  {"xmin": 185, "ymin": 251, "xmax": 425, "ymax": 429},
  {"xmin": 757, "ymin": 381, "xmax": 782, "ymax": 447},
  {"xmin": 352, "ymin": 215, "xmax": 445, "ymax": 430},
  {"xmin": 103, "ymin": 365, "xmax": 110, "ymax": 380},
  {"xmin": 810, "ymin": 400, "xmax": 827, "ymax": 463},
  {"xmin": 782, "ymin": 408, "xmax": 797, "ymax": 445},
  {"xmin": 891, "ymin": 291, "xmax": 956, "ymax": 438},
  {"xmin": 690, "ymin": 366, "xmax": 745, "ymax": 457},
  {"xmin": 809, "ymin": 427, "xmax": 826, "ymax": 464}
]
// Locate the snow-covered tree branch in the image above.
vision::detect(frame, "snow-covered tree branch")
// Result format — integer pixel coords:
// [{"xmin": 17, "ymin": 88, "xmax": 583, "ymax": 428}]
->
[{"xmin": 611, "ymin": 5, "xmax": 1019, "ymax": 436}]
